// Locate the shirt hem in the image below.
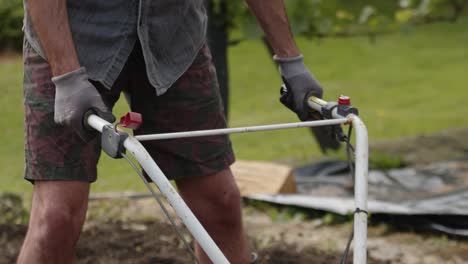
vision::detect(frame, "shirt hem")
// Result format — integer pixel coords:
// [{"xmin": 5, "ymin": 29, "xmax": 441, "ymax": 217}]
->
[{"xmin": 146, "ymin": 39, "xmax": 207, "ymax": 96}]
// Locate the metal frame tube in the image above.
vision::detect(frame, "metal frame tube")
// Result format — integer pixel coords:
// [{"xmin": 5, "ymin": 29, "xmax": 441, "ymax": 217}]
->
[
  {"xmin": 123, "ymin": 137, "xmax": 229, "ymax": 263},
  {"xmin": 308, "ymin": 99, "xmax": 369, "ymax": 264},
  {"xmin": 87, "ymin": 115, "xmax": 229, "ymax": 264},
  {"xmin": 88, "ymin": 104, "xmax": 369, "ymax": 264},
  {"xmin": 350, "ymin": 115, "xmax": 368, "ymax": 264},
  {"xmin": 135, "ymin": 119, "xmax": 348, "ymax": 141}
]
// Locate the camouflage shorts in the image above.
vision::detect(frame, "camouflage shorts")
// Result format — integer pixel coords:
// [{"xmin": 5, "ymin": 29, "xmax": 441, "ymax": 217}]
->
[{"xmin": 23, "ymin": 40, "xmax": 235, "ymax": 182}]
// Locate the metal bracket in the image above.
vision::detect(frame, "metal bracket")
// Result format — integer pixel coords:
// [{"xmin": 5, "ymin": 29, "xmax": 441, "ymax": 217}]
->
[
  {"xmin": 322, "ymin": 102, "xmax": 338, "ymax": 119},
  {"xmin": 338, "ymin": 105, "xmax": 359, "ymax": 117},
  {"xmin": 101, "ymin": 125, "xmax": 128, "ymax": 158}
]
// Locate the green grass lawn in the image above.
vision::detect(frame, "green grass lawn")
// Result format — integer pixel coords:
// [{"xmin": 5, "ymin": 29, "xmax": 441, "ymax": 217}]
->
[{"xmin": 1, "ymin": 17, "xmax": 467, "ymax": 194}]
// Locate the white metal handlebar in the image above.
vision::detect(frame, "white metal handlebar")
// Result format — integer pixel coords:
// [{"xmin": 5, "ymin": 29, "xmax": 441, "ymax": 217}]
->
[
  {"xmin": 308, "ymin": 97, "xmax": 369, "ymax": 264},
  {"xmin": 87, "ymin": 115, "xmax": 230, "ymax": 264},
  {"xmin": 135, "ymin": 118, "xmax": 348, "ymax": 141},
  {"xmin": 86, "ymin": 95, "xmax": 368, "ymax": 264},
  {"xmin": 350, "ymin": 115, "xmax": 369, "ymax": 264}
]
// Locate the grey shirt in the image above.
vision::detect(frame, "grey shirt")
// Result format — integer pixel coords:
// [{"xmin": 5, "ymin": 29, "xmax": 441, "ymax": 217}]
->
[{"xmin": 23, "ymin": 0, "xmax": 207, "ymax": 95}]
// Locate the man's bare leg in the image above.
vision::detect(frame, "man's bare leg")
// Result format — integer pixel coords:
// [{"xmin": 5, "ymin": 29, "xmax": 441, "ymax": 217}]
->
[
  {"xmin": 17, "ymin": 181, "xmax": 90, "ymax": 264},
  {"xmin": 176, "ymin": 168, "xmax": 250, "ymax": 264}
]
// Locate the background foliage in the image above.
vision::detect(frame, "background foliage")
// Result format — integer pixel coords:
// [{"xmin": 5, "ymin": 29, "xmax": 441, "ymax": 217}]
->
[
  {"xmin": 0, "ymin": 0, "xmax": 23, "ymax": 51},
  {"xmin": 0, "ymin": 0, "xmax": 467, "ymax": 51},
  {"xmin": 211, "ymin": 0, "xmax": 467, "ymax": 40}
]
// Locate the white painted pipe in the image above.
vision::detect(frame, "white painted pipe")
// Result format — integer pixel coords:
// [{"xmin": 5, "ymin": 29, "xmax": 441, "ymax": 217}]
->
[
  {"xmin": 350, "ymin": 115, "xmax": 368, "ymax": 264},
  {"xmin": 88, "ymin": 96, "xmax": 369, "ymax": 264},
  {"xmin": 123, "ymin": 137, "xmax": 229, "ymax": 264},
  {"xmin": 87, "ymin": 115, "xmax": 230, "ymax": 264},
  {"xmin": 307, "ymin": 97, "xmax": 328, "ymax": 113},
  {"xmin": 135, "ymin": 118, "xmax": 348, "ymax": 141},
  {"xmin": 87, "ymin": 114, "xmax": 110, "ymax": 133},
  {"xmin": 308, "ymin": 98, "xmax": 369, "ymax": 264},
  {"xmin": 307, "ymin": 97, "xmax": 343, "ymax": 119}
]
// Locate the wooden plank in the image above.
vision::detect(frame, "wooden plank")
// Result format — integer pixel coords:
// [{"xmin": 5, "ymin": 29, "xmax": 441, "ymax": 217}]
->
[{"xmin": 231, "ymin": 160, "xmax": 297, "ymax": 196}]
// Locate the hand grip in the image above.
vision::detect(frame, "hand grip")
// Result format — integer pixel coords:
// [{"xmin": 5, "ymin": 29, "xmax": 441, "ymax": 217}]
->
[
  {"xmin": 83, "ymin": 109, "xmax": 98, "ymax": 131},
  {"xmin": 83, "ymin": 108, "xmax": 116, "ymax": 131}
]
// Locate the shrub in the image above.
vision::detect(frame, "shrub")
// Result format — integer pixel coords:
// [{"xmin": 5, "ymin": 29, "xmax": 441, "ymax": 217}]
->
[
  {"xmin": 0, "ymin": 192, "xmax": 28, "ymax": 225},
  {"xmin": 0, "ymin": 0, "xmax": 23, "ymax": 51}
]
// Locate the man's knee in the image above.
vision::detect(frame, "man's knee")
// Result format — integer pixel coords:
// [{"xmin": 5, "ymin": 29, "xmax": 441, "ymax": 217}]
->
[
  {"xmin": 177, "ymin": 168, "xmax": 243, "ymax": 228},
  {"xmin": 202, "ymin": 178, "xmax": 243, "ymax": 228},
  {"xmin": 31, "ymin": 203, "xmax": 85, "ymax": 246},
  {"xmin": 40, "ymin": 204, "xmax": 85, "ymax": 233},
  {"xmin": 212, "ymin": 184, "xmax": 242, "ymax": 212},
  {"xmin": 28, "ymin": 181, "xmax": 89, "ymax": 247}
]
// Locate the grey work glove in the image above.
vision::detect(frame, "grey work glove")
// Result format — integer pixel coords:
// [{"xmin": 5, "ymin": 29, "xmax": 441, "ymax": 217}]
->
[
  {"xmin": 52, "ymin": 67, "xmax": 115, "ymax": 141},
  {"xmin": 275, "ymin": 54, "xmax": 323, "ymax": 121}
]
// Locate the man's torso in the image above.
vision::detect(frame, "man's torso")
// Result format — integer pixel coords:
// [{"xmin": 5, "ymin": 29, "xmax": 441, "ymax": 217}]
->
[{"xmin": 23, "ymin": 0, "xmax": 208, "ymax": 95}]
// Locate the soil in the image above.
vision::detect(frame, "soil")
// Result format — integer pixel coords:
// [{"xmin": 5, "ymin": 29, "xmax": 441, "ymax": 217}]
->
[
  {"xmin": 371, "ymin": 127, "xmax": 468, "ymax": 166},
  {"xmin": 1, "ymin": 198, "xmax": 467, "ymax": 264},
  {"xmin": 0, "ymin": 220, "xmax": 381, "ymax": 264},
  {"xmin": 1, "ymin": 127, "xmax": 468, "ymax": 263}
]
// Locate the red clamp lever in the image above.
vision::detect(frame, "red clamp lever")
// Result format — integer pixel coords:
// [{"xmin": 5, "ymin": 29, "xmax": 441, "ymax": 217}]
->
[
  {"xmin": 119, "ymin": 112, "xmax": 142, "ymax": 130},
  {"xmin": 338, "ymin": 95, "xmax": 351, "ymax": 106},
  {"xmin": 337, "ymin": 95, "xmax": 358, "ymax": 116}
]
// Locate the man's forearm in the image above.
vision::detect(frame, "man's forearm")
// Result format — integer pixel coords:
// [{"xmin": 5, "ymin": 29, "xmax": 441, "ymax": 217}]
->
[
  {"xmin": 26, "ymin": 0, "xmax": 80, "ymax": 76},
  {"xmin": 245, "ymin": 0, "xmax": 300, "ymax": 58}
]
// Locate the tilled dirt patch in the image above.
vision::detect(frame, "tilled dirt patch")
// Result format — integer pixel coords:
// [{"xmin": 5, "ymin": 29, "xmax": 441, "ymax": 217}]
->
[
  {"xmin": 371, "ymin": 127, "xmax": 468, "ymax": 166},
  {"xmin": 1, "ymin": 195, "xmax": 468, "ymax": 264},
  {"xmin": 0, "ymin": 221, "xmax": 386, "ymax": 264}
]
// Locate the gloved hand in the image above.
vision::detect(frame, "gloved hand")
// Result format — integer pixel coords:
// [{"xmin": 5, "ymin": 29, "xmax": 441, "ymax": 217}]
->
[
  {"xmin": 52, "ymin": 67, "xmax": 115, "ymax": 141},
  {"xmin": 275, "ymin": 54, "xmax": 323, "ymax": 121}
]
